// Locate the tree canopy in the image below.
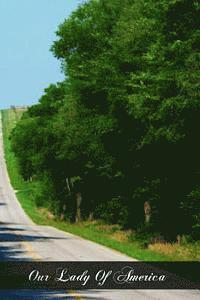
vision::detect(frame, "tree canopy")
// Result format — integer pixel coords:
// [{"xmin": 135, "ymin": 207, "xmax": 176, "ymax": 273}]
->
[{"xmin": 11, "ymin": 0, "xmax": 200, "ymax": 240}]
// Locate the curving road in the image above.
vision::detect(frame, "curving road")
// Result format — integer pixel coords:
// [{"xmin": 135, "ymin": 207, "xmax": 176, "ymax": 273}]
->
[{"xmin": 0, "ymin": 112, "xmax": 199, "ymax": 299}]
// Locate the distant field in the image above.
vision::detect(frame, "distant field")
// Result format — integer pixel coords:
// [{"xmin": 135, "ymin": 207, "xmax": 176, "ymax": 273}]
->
[{"xmin": 1, "ymin": 108, "xmax": 199, "ymax": 262}]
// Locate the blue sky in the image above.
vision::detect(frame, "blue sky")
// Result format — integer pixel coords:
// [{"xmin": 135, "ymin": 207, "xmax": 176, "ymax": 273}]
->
[{"xmin": 0, "ymin": 0, "xmax": 83, "ymax": 109}]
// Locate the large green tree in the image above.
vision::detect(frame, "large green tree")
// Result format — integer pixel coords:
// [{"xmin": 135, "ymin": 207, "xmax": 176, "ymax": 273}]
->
[{"xmin": 12, "ymin": 0, "xmax": 200, "ymax": 239}]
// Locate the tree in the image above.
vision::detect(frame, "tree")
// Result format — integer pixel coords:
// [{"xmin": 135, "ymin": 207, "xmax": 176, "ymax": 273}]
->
[{"xmin": 11, "ymin": 0, "xmax": 200, "ymax": 238}]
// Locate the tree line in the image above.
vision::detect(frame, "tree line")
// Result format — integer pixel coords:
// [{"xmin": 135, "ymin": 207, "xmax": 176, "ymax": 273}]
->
[{"xmin": 11, "ymin": 0, "xmax": 199, "ymax": 241}]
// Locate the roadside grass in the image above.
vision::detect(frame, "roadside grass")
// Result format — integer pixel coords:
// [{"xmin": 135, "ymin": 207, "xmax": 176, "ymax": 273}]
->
[
  {"xmin": 1, "ymin": 108, "xmax": 199, "ymax": 261},
  {"xmin": 149, "ymin": 242, "xmax": 200, "ymax": 261},
  {"xmin": 1, "ymin": 108, "xmax": 26, "ymax": 190}
]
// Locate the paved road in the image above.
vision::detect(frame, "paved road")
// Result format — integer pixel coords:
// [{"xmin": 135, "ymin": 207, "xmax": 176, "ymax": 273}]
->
[{"xmin": 0, "ymin": 113, "xmax": 199, "ymax": 299}]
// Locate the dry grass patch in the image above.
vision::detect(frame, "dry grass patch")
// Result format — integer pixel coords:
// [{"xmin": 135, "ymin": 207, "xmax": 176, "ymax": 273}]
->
[
  {"xmin": 96, "ymin": 223, "xmax": 121, "ymax": 232},
  {"xmin": 37, "ymin": 207, "xmax": 55, "ymax": 220},
  {"xmin": 149, "ymin": 243, "xmax": 179, "ymax": 255},
  {"xmin": 149, "ymin": 242, "xmax": 200, "ymax": 261},
  {"xmin": 111, "ymin": 229, "xmax": 132, "ymax": 242}
]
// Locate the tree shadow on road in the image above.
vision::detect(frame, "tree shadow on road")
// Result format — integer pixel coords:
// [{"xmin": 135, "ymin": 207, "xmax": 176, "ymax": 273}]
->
[
  {"xmin": 0, "ymin": 290, "xmax": 108, "ymax": 300},
  {"xmin": 0, "ymin": 222, "xmax": 69, "ymax": 261},
  {"xmin": 0, "ymin": 289, "xmax": 107, "ymax": 300}
]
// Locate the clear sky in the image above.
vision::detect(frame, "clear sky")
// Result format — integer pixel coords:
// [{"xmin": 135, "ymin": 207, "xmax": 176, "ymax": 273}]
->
[{"xmin": 0, "ymin": 0, "xmax": 83, "ymax": 109}]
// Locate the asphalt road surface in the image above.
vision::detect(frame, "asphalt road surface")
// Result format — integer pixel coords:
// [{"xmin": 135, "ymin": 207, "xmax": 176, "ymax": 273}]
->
[{"xmin": 0, "ymin": 113, "xmax": 199, "ymax": 300}]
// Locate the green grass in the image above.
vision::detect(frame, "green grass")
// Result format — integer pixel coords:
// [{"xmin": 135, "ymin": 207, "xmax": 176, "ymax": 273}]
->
[
  {"xmin": 1, "ymin": 108, "xmax": 26, "ymax": 189},
  {"xmin": 1, "ymin": 108, "xmax": 199, "ymax": 262}
]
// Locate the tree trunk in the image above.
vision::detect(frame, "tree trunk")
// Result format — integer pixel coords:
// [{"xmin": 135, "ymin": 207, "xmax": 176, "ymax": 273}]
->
[
  {"xmin": 144, "ymin": 201, "xmax": 151, "ymax": 224},
  {"xmin": 60, "ymin": 203, "xmax": 67, "ymax": 220},
  {"xmin": 75, "ymin": 192, "xmax": 82, "ymax": 222},
  {"xmin": 88, "ymin": 211, "xmax": 94, "ymax": 221}
]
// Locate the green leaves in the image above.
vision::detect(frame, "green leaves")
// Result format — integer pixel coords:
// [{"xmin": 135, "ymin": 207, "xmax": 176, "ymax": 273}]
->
[{"xmin": 11, "ymin": 0, "xmax": 200, "ymax": 237}]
